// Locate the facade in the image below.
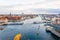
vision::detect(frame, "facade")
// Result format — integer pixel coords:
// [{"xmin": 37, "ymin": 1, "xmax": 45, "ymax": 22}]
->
[
  {"xmin": 0, "ymin": 16, "xmax": 8, "ymax": 23},
  {"xmin": 7, "ymin": 16, "xmax": 22, "ymax": 22},
  {"xmin": 52, "ymin": 17, "xmax": 60, "ymax": 24}
]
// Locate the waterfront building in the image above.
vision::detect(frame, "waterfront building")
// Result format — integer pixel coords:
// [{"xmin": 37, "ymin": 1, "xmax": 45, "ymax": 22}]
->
[
  {"xmin": 52, "ymin": 17, "xmax": 60, "ymax": 24},
  {"xmin": 0, "ymin": 16, "xmax": 8, "ymax": 23},
  {"xmin": 7, "ymin": 16, "xmax": 22, "ymax": 22}
]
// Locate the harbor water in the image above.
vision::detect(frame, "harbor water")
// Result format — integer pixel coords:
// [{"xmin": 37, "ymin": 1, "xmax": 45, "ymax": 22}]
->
[{"xmin": 0, "ymin": 17, "xmax": 60, "ymax": 40}]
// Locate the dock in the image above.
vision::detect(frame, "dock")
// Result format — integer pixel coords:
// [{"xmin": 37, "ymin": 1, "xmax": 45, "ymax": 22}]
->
[
  {"xmin": 51, "ymin": 28, "xmax": 60, "ymax": 37},
  {"xmin": 46, "ymin": 26, "xmax": 60, "ymax": 37}
]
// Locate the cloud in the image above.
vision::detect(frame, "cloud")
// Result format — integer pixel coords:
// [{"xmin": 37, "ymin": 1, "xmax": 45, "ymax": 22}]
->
[
  {"xmin": 0, "ymin": 0, "xmax": 44, "ymax": 6},
  {"xmin": 0, "ymin": 0, "xmax": 60, "ymax": 14},
  {"xmin": 5, "ymin": 0, "xmax": 60, "ymax": 11},
  {"xmin": 0, "ymin": 0, "xmax": 60, "ymax": 9}
]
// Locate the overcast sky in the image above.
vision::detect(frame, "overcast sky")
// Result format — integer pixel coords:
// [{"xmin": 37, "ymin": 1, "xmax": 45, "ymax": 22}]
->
[
  {"xmin": 0, "ymin": 0, "xmax": 60, "ymax": 8},
  {"xmin": 0, "ymin": 0, "xmax": 44, "ymax": 6},
  {"xmin": 0, "ymin": 0, "xmax": 60, "ymax": 14}
]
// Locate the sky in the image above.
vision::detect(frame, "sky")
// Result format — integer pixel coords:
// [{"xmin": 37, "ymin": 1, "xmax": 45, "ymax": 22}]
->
[
  {"xmin": 0, "ymin": 0, "xmax": 44, "ymax": 6},
  {"xmin": 0, "ymin": 0, "xmax": 60, "ymax": 14},
  {"xmin": 0, "ymin": 0, "xmax": 44, "ymax": 5},
  {"xmin": 0, "ymin": 0, "xmax": 60, "ymax": 8}
]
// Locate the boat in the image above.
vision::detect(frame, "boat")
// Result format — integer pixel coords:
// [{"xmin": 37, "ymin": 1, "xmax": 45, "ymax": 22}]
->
[
  {"xmin": 33, "ymin": 22, "xmax": 41, "ymax": 24},
  {"xmin": 6, "ymin": 22, "xmax": 24, "ymax": 25},
  {"xmin": 0, "ymin": 24, "xmax": 4, "ymax": 26},
  {"xmin": 0, "ymin": 22, "xmax": 6, "ymax": 26},
  {"xmin": 46, "ymin": 26, "xmax": 53, "ymax": 32},
  {"xmin": 14, "ymin": 33, "xmax": 21, "ymax": 40},
  {"xmin": 0, "ymin": 26, "xmax": 5, "ymax": 30}
]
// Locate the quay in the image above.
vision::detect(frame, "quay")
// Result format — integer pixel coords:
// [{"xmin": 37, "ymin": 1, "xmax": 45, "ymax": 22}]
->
[
  {"xmin": 51, "ymin": 28, "xmax": 60, "ymax": 37},
  {"xmin": 46, "ymin": 23, "xmax": 60, "ymax": 38}
]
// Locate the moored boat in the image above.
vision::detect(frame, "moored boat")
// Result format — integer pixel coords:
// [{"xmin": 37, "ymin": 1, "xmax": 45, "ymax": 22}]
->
[{"xmin": 6, "ymin": 22, "xmax": 24, "ymax": 25}]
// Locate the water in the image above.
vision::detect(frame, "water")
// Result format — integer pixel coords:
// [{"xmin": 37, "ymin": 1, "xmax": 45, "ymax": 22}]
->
[
  {"xmin": 0, "ymin": 17, "xmax": 60, "ymax": 40},
  {"xmin": 0, "ymin": 23, "xmax": 60, "ymax": 40}
]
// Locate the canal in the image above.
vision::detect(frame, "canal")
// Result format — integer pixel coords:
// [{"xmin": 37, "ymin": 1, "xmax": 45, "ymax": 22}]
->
[{"xmin": 0, "ymin": 17, "xmax": 60, "ymax": 40}]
